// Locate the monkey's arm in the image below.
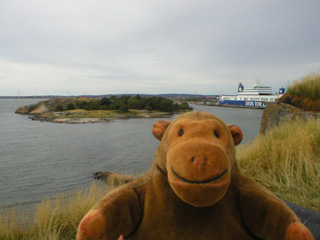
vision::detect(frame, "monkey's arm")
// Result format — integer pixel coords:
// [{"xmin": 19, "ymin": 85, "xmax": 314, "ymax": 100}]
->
[
  {"xmin": 76, "ymin": 185, "xmax": 144, "ymax": 240},
  {"xmin": 237, "ymin": 175, "xmax": 314, "ymax": 240}
]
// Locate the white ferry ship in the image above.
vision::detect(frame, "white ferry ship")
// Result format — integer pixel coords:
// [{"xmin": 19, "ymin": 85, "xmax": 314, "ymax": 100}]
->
[{"xmin": 219, "ymin": 82, "xmax": 285, "ymax": 108}]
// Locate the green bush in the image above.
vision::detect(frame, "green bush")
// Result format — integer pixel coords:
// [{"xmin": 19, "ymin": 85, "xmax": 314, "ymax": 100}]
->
[
  {"xmin": 77, "ymin": 101, "xmax": 89, "ymax": 109},
  {"xmin": 179, "ymin": 102, "xmax": 193, "ymax": 111},
  {"xmin": 100, "ymin": 97, "xmax": 111, "ymax": 106},
  {"xmin": 108, "ymin": 104, "xmax": 116, "ymax": 110},
  {"xmin": 128, "ymin": 99, "xmax": 145, "ymax": 110},
  {"xmin": 101, "ymin": 105, "xmax": 109, "ymax": 110},
  {"xmin": 55, "ymin": 105, "xmax": 64, "ymax": 111},
  {"xmin": 119, "ymin": 105, "xmax": 129, "ymax": 113},
  {"xmin": 67, "ymin": 103, "xmax": 75, "ymax": 110},
  {"xmin": 84, "ymin": 102, "xmax": 100, "ymax": 110},
  {"xmin": 119, "ymin": 95, "xmax": 131, "ymax": 105},
  {"xmin": 114, "ymin": 102, "xmax": 122, "ymax": 110},
  {"xmin": 160, "ymin": 99, "xmax": 174, "ymax": 112}
]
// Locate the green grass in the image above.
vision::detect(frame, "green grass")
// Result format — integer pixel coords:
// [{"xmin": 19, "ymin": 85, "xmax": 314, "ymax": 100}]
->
[
  {"xmin": 280, "ymin": 71, "xmax": 320, "ymax": 111},
  {"xmin": 237, "ymin": 118, "xmax": 320, "ymax": 212},
  {"xmin": 58, "ymin": 109, "xmax": 120, "ymax": 119},
  {"xmin": 44, "ymin": 109, "xmax": 141, "ymax": 120}
]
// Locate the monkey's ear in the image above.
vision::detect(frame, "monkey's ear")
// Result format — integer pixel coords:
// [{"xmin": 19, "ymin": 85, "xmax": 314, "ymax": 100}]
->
[
  {"xmin": 152, "ymin": 120, "xmax": 171, "ymax": 141},
  {"xmin": 227, "ymin": 124, "xmax": 243, "ymax": 146}
]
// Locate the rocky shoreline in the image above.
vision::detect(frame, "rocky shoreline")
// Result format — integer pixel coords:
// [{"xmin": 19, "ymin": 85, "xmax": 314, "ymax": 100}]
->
[
  {"xmin": 28, "ymin": 115, "xmax": 112, "ymax": 124},
  {"xmin": 94, "ymin": 171, "xmax": 137, "ymax": 185},
  {"xmin": 27, "ymin": 112, "xmax": 173, "ymax": 124}
]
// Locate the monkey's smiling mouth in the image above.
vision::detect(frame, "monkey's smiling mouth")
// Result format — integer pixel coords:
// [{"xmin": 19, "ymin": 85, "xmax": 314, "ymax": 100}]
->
[{"xmin": 171, "ymin": 166, "xmax": 228, "ymax": 184}]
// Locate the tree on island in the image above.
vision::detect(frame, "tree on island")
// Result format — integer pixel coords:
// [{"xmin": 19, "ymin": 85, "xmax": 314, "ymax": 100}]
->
[
  {"xmin": 67, "ymin": 103, "xmax": 75, "ymax": 110},
  {"xmin": 160, "ymin": 99, "xmax": 175, "ymax": 112},
  {"xmin": 69, "ymin": 95, "xmax": 192, "ymax": 113}
]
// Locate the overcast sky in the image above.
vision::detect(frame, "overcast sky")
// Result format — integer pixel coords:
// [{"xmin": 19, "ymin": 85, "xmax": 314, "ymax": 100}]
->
[{"xmin": 1, "ymin": 1, "xmax": 319, "ymax": 96}]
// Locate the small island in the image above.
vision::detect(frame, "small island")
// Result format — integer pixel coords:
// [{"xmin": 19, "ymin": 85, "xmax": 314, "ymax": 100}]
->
[{"xmin": 15, "ymin": 95, "xmax": 193, "ymax": 123}]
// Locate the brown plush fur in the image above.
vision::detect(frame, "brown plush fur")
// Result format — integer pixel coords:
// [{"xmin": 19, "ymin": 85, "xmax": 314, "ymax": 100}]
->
[{"xmin": 77, "ymin": 111, "xmax": 314, "ymax": 240}]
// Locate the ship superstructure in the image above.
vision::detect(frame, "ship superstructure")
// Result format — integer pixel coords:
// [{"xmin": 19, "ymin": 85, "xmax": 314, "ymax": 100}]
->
[{"xmin": 219, "ymin": 82, "xmax": 285, "ymax": 108}]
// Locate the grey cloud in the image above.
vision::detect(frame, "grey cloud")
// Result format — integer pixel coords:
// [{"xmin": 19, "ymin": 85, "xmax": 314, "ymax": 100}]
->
[{"xmin": 1, "ymin": 0, "xmax": 320, "ymax": 95}]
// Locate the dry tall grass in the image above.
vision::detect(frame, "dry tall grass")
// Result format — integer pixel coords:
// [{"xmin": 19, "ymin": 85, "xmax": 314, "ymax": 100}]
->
[
  {"xmin": 237, "ymin": 118, "xmax": 320, "ymax": 212},
  {"xmin": 287, "ymin": 71, "xmax": 320, "ymax": 100},
  {"xmin": 280, "ymin": 71, "xmax": 320, "ymax": 111},
  {"xmin": 0, "ymin": 182, "xmax": 108, "ymax": 240}
]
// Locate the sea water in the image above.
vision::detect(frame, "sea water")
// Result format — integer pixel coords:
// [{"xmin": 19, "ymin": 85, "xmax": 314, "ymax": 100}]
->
[{"xmin": 0, "ymin": 99, "xmax": 262, "ymax": 212}]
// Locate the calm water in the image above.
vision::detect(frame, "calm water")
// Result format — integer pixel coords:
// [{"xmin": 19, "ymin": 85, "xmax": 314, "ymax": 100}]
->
[{"xmin": 0, "ymin": 99, "xmax": 262, "ymax": 212}]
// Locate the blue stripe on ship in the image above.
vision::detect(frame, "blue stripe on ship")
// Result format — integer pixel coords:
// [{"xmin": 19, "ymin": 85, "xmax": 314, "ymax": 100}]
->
[{"xmin": 220, "ymin": 100, "xmax": 265, "ymax": 108}]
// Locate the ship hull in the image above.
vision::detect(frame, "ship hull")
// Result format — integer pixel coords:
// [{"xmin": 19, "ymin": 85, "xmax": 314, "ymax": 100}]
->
[{"xmin": 219, "ymin": 100, "xmax": 266, "ymax": 108}]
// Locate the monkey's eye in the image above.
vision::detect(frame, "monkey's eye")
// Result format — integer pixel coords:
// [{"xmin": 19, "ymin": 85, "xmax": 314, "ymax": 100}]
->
[
  {"xmin": 214, "ymin": 130, "xmax": 220, "ymax": 138},
  {"xmin": 178, "ymin": 129, "xmax": 184, "ymax": 137}
]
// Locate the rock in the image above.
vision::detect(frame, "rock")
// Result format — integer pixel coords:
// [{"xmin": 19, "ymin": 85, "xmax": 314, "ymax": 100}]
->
[
  {"xmin": 15, "ymin": 105, "xmax": 30, "ymax": 114},
  {"xmin": 260, "ymin": 102, "xmax": 320, "ymax": 134},
  {"xmin": 30, "ymin": 103, "xmax": 48, "ymax": 115},
  {"xmin": 51, "ymin": 118, "xmax": 110, "ymax": 124},
  {"xmin": 283, "ymin": 200, "xmax": 320, "ymax": 240},
  {"xmin": 15, "ymin": 104, "xmax": 38, "ymax": 114},
  {"xmin": 94, "ymin": 172, "xmax": 136, "ymax": 186}
]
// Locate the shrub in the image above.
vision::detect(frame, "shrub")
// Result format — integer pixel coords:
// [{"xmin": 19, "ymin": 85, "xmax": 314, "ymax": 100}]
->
[
  {"xmin": 101, "ymin": 105, "xmax": 109, "ymax": 110},
  {"xmin": 119, "ymin": 105, "xmax": 129, "ymax": 113},
  {"xmin": 55, "ymin": 105, "xmax": 64, "ymax": 111},
  {"xmin": 84, "ymin": 102, "xmax": 100, "ymax": 111},
  {"xmin": 119, "ymin": 95, "xmax": 131, "ymax": 105},
  {"xmin": 67, "ymin": 103, "xmax": 75, "ymax": 110},
  {"xmin": 178, "ymin": 102, "xmax": 193, "ymax": 111},
  {"xmin": 100, "ymin": 97, "xmax": 111, "ymax": 106},
  {"xmin": 145, "ymin": 105, "xmax": 152, "ymax": 111},
  {"xmin": 160, "ymin": 99, "xmax": 174, "ymax": 112},
  {"xmin": 77, "ymin": 101, "xmax": 89, "ymax": 109},
  {"xmin": 108, "ymin": 104, "xmax": 116, "ymax": 110},
  {"xmin": 114, "ymin": 102, "xmax": 122, "ymax": 110},
  {"xmin": 150, "ymin": 97, "xmax": 164, "ymax": 110},
  {"xmin": 134, "ymin": 95, "xmax": 142, "ymax": 100},
  {"xmin": 128, "ymin": 99, "xmax": 145, "ymax": 110}
]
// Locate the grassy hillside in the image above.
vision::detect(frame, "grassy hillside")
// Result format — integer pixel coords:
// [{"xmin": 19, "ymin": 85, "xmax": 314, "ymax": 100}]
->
[
  {"xmin": 237, "ymin": 118, "xmax": 320, "ymax": 212},
  {"xmin": 279, "ymin": 71, "xmax": 320, "ymax": 111}
]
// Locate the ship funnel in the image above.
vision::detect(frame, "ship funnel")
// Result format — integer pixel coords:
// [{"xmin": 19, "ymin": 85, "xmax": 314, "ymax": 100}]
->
[
  {"xmin": 279, "ymin": 87, "xmax": 286, "ymax": 94},
  {"xmin": 238, "ymin": 82, "xmax": 244, "ymax": 93}
]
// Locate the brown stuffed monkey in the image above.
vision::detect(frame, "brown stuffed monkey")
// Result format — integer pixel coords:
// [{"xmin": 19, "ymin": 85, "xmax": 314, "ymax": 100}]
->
[{"xmin": 77, "ymin": 111, "xmax": 314, "ymax": 240}]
